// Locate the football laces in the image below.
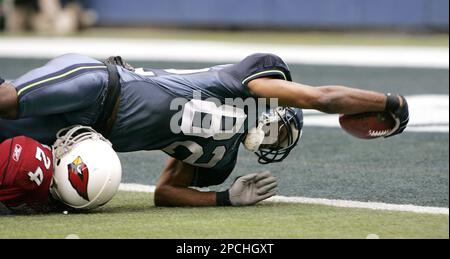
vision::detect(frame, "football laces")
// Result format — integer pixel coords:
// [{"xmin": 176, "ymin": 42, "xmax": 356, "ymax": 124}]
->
[{"xmin": 368, "ymin": 129, "xmax": 392, "ymax": 137}]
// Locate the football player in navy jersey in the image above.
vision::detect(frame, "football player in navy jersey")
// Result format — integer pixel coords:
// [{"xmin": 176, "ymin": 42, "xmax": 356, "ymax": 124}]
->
[{"xmin": 0, "ymin": 53, "xmax": 409, "ymax": 207}]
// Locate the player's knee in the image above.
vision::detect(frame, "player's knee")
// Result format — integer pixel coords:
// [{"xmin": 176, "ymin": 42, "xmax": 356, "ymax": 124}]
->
[
  {"xmin": 0, "ymin": 83, "xmax": 19, "ymax": 119},
  {"xmin": 52, "ymin": 53, "xmax": 102, "ymax": 64}
]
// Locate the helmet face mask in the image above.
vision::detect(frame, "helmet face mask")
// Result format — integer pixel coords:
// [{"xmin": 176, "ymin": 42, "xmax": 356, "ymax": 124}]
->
[
  {"xmin": 244, "ymin": 107, "xmax": 303, "ymax": 164},
  {"xmin": 50, "ymin": 126, "xmax": 122, "ymax": 210}
]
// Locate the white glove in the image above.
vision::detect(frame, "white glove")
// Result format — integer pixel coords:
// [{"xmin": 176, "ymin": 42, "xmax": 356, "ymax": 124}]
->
[{"xmin": 229, "ymin": 171, "xmax": 278, "ymax": 206}]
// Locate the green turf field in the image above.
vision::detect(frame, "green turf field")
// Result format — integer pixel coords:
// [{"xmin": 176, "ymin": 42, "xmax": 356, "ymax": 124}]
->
[
  {"xmin": 2, "ymin": 59, "xmax": 447, "ymax": 208},
  {"xmin": 0, "ymin": 191, "xmax": 447, "ymax": 239},
  {"xmin": 0, "ymin": 55, "xmax": 448, "ymax": 239}
]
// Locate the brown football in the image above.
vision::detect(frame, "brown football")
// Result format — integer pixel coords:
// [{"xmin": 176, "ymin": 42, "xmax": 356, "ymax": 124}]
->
[{"xmin": 339, "ymin": 112, "xmax": 396, "ymax": 139}]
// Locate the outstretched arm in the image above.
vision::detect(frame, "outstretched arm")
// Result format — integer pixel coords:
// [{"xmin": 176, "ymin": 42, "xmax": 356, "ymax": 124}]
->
[
  {"xmin": 247, "ymin": 78, "xmax": 391, "ymax": 115},
  {"xmin": 248, "ymin": 78, "xmax": 409, "ymax": 137}
]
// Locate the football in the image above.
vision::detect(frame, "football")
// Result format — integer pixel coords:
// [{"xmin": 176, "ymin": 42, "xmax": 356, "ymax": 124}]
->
[{"xmin": 339, "ymin": 112, "xmax": 396, "ymax": 139}]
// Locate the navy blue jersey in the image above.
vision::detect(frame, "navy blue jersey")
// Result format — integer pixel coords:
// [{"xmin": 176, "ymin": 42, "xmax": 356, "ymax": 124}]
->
[
  {"xmin": 0, "ymin": 53, "xmax": 291, "ymax": 187},
  {"xmin": 0, "ymin": 54, "xmax": 108, "ymax": 144},
  {"xmin": 110, "ymin": 53, "xmax": 292, "ymax": 173}
]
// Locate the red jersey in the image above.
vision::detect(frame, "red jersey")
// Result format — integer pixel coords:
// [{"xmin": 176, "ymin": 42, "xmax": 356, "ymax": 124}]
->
[{"xmin": 0, "ymin": 136, "xmax": 54, "ymax": 209}]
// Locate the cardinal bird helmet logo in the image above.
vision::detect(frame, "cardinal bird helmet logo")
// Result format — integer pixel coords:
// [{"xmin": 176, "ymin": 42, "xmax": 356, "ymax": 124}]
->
[{"xmin": 67, "ymin": 156, "xmax": 90, "ymax": 201}]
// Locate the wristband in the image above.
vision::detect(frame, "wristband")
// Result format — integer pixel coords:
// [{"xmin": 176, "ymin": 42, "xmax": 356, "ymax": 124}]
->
[
  {"xmin": 216, "ymin": 190, "xmax": 232, "ymax": 206},
  {"xmin": 385, "ymin": 93, "xmax": 400, "ymax": 113}
]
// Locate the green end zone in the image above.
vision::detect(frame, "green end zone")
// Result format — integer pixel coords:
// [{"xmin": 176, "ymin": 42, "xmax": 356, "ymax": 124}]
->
[{"xmin": 0, "ymin": 191, "xmax": 448, "ymax": 239}]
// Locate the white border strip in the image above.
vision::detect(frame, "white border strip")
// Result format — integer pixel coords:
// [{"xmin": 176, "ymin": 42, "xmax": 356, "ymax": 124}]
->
[
  {"xmin": 267, "ymin": 196, "xmax": 449, "ymax": 215},
  {"xmin": 0, "ymin": 37, "xmax": 448, "ymax": 68},
  {"xmin": 119, "ymin": 183, "xmax": 449, "ymax": 215},
  {"xmin": 119, "ymin": 183, "xmax": 156, "ymax": 193}
]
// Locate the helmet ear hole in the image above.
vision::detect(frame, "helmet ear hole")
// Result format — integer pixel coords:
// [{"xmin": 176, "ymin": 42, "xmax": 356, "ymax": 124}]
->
[{"xmin": 51, "ymin": 179, "xmax": 57, "ymax": 189}]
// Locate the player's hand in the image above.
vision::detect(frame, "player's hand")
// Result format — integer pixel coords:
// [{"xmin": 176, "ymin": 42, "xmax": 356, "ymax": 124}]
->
[
  {"xmin": 104, "ymin": 56, "xmax": 135, "ymax": 71},
  {"xmin": 229, "ymin": 171, "xmax": 278, "ymax": 206},
  {"xmin": 385, "ymin": 94, "xmax": 409, "ymax": 138}
]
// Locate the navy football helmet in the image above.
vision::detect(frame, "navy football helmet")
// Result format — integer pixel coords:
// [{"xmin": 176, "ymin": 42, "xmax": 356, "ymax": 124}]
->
[{"xmin": 244, "ymin": 107, "xmax": 303, "ymax": 164}]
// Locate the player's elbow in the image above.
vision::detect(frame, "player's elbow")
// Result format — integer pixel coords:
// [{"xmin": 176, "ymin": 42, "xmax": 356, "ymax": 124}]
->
[
  {"xmin": 317, "ymin": 86, "xmax": 358, "ymax": 114},
  {"xmin": 311, "ymin": 88, "xmax": 335, "ymax": 114},
  {"xmin": 154, "ymin": 185, "xmax": 168, "ymax": 207},
  {"xmin": 311, "ymin": 86, "xmax": 354, "ymax": 114},
  {"xmin": 154, "ymin": 185, "xmax": 175, "ymax": 207}
]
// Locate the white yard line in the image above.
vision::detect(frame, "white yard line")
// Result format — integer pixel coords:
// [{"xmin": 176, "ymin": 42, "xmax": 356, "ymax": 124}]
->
[
  {"xmin": 119, "ymin": 183, "xmax": 156, "ymax": 193},
  {"xmin": 0, "ymin": 37, "xmax": 448, "ymax": 68},
  {"xmin": 118, "ymin": 183, "xmax": 449, "ymax": 215},
  {"xmin": 267, "ymin": 196, "xmax": 449, "ymax": 215}
]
